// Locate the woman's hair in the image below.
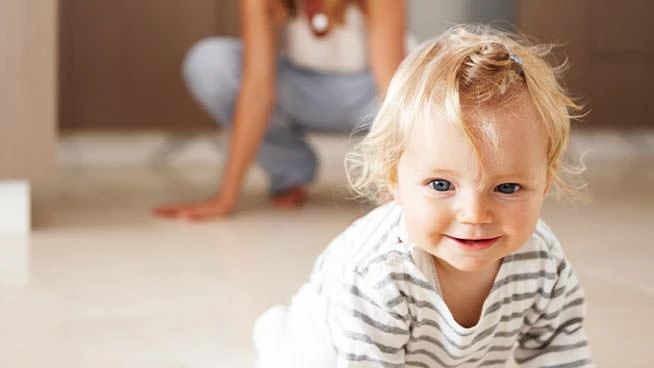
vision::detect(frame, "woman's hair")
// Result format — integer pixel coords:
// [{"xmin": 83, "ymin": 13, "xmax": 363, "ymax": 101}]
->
[
  {"xmin": 280, "ymin": 0, "xmax": 354, "ymax": 25},
  {"xmin": 346, "ymin": 24, "xmax": 583, "ymax": 203}
]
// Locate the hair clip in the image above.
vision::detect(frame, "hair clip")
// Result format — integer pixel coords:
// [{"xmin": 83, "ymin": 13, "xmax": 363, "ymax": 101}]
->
[{"xmin": 510, "ymin": 54, "xmax": 523, "ymax": 65}]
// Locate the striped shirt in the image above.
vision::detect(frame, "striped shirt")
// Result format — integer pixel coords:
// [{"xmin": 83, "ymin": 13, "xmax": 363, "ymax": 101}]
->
[{"xmin": 308, "ymin": 202, "xmax": 594, "ymax": 367}]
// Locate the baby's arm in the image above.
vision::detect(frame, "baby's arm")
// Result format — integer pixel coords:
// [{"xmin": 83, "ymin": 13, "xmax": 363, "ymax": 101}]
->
[
  {"xmin": 331, "ymin": 268, "xmax": 411, "ymax": 368},
  {"xmin": 514, "ymin": 258, "xmax": 595, "ymax": 367}
]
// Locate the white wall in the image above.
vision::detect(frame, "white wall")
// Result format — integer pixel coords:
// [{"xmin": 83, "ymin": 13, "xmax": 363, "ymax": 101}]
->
[{"xmin": 409, "ymin": 0, "xmax": 515, "ymax": 41}]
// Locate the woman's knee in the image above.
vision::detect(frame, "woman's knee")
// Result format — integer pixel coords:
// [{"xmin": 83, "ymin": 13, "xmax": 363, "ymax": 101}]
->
[
  {"xmin": 183, "ymin": 37, "xmax": 240, "ymax": 84},
  {"xmin": 182, "ymin": 37, "xmax": 241, "ymax": 121}
]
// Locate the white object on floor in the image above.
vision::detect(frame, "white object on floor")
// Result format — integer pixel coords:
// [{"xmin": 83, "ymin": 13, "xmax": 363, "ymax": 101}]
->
[{"xmin": 0, "ymin": 180, "xmax": 30, "ymax": 233}]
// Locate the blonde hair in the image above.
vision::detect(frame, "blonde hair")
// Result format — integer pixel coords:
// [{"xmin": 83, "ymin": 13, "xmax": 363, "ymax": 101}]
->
[{"xmin": 346, "ymin": 24, "xmax": 582, "ymax": 203}]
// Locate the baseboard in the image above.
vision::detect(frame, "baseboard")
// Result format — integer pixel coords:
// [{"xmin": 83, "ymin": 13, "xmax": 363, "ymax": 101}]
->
[{"xmin": 57, "ymin": 130, "xmax": 654, "ymax": 167}]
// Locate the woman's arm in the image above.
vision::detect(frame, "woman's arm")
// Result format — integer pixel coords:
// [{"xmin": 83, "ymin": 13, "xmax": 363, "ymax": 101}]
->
[
  {"xmin": 153, "ymin": 0, "xmax": 277, "ymax": 220},
  {"xmin": 365, "ymin": 0, "xmax": 408, "ymax": 97},
  {"xmin": 217, "ymin": 0, "xmax": 278, "ymax": 209}
]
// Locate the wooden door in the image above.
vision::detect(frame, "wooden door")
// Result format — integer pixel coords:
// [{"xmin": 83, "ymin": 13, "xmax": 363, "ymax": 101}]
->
[
  {"xmin": 517, "ymin": 0, "xmax": 654, "ymax": 129},
  {"xmin": 59, "ymin": 0, "xmax": 239, "ymax": 131}
]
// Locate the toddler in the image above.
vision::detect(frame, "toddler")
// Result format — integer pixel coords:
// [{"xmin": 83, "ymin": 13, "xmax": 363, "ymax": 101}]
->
[{"xmin": 253, "ymin": 24, "xmax": 594, "ymax": 368}]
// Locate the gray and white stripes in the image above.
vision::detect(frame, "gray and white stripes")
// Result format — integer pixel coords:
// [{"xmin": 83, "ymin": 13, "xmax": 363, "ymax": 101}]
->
[{"xmin": 306, "ymin": 202, "xmax": 594, "ymax": 367}]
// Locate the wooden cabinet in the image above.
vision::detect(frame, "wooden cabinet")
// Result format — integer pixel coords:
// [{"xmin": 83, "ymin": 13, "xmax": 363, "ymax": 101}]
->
[
  {"xmin": 59, "ymin": 0, "xmax": 239, "ymax": 131},
  {"xmin": 517, "ymin": 0, "xmax": 654, "ymax": 129},
  {"xmin": 0, "ymin": 0, "xmax": 57, "ymax": 180},
  {"xmin": 60, "ymin": 1, "xmax": 653, "ymax": 131}
]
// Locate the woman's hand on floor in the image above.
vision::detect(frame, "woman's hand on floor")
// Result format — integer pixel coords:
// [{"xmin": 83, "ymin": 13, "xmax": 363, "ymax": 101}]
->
[
  {"xmin": 151, "ymin": 196, "xmax": 236, "ymax": 221},
  {"xmin": 152, "ymin": 186, "xmax": 309, "ymax": 220}
]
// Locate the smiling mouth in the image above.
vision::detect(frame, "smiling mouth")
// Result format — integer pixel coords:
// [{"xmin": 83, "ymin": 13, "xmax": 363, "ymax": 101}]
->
[{"xmin": 445, "ymin": 235, "xmax": 501, "ymax": 249}]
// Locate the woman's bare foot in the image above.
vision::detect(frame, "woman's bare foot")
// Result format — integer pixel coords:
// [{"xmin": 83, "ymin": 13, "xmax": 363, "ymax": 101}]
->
[{"xmin": 270, "ymin": 186, "xmax": 308, "ymax": 209}]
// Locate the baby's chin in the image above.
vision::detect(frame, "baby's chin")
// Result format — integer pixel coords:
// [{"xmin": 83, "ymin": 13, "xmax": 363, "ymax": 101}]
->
[
  {"xmin": 441, "ymin": 257, "xmax": 503, "ymax": 273},
  {"xmin": 430, "ymin": 247, "xmax": 504, "ymax": 274},
  {"xmin": 415, "ymin": 238, "xmax": 505, "ymax": 271}
]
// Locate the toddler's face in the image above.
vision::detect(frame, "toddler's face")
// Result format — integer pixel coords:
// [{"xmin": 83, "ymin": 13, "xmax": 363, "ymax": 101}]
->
[{"xmin": 391, "ymin": 98, "xmax": 551, "ymax": 274}]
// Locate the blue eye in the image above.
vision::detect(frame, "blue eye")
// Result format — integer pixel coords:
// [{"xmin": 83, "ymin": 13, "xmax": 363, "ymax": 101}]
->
[
  {"xmin": 496, "ymin": 183, "xmax": 521, "ymax": 194},
  {"xmin": 429, "ymin": 179, "xmax": 453, "ymax": 192}
]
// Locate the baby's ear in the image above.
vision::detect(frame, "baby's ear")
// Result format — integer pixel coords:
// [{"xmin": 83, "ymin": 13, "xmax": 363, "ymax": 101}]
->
[
  {"xmin": 388, "ymin": 171, "xmax": 402, "ymax": 205},
  {"xmin": 543, "ymin": 166, "xmax": 555, "ymax": 194},
  {"xmin": 387, "ymin": 186, "xmax": 400, "ymax": 205}
]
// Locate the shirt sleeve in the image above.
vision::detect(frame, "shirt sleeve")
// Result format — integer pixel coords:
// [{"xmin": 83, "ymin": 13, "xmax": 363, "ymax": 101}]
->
[
  {"xmin": 514, "ymin": 258, "xmax": 595, "ymax": 367},
  {"xmin": 331, "ymin": 268, "xmax": 411, "ymax": 368}
]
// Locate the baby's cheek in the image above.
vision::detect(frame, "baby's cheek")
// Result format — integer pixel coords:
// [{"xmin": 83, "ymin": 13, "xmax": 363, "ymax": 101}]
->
[
  {"xmin": 407, "ymin": 218, "xmax": 439, "ymax": 247},
  {"xmin": 504, "ymin": 203, "xmax": 541, "ymax": 234}
]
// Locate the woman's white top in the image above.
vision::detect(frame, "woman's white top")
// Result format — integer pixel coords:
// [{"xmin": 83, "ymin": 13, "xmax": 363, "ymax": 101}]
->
[
  {"xmin": 283, "ymin": 4, "xmax": 417, "ymax": 73},
  {"xmin": 284, "ymin": 4, "xmax": 368, "ymax": 73}
]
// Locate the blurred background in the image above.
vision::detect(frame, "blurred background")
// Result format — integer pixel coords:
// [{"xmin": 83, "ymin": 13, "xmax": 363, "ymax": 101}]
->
[{"xmin": 1, "ymin": 0, "xmax": 652, "ymax": 367}]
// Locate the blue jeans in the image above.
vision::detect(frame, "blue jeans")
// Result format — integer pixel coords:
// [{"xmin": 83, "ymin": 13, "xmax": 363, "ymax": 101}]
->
[{"xmin": 182, "ymin": 37, "xmax": 378, "ymax": 194}]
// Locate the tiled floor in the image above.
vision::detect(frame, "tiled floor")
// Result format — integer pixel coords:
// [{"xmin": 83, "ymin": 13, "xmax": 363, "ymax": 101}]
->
[{"xmin": 0, "ymin": 132, "xmax": 653, "ymax": 367}]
